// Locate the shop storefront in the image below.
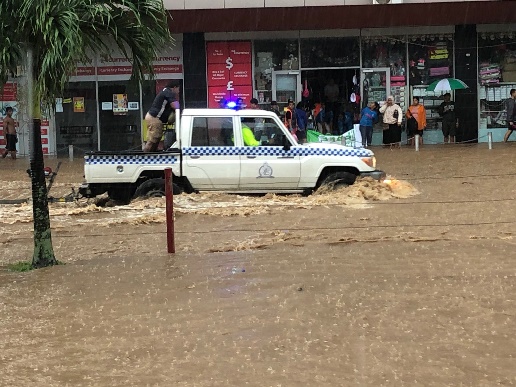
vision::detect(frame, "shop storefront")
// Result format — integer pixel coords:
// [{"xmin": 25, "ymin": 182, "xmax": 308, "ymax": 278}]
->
[
  {"xmin": 477, "ymin": 24, "xmax": 516, "ymax": 142},
  {"xmin": 204, "ymin": 27, "xmax": 460, "ymax": 145},
  {"xmin": 54, "ymin": 35, "xmax": 184, "ymax": 154}
]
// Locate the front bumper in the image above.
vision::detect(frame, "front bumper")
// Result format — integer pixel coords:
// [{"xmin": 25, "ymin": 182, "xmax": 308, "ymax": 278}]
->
[{"xmin": 360, "ymin": 170, "xmax": 386, "ymax": 182}]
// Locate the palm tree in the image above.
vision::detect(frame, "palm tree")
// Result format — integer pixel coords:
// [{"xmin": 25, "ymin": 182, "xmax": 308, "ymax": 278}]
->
[{"xmin": 0, "ymin": 0, "xmax": 173, "ymax": 268}]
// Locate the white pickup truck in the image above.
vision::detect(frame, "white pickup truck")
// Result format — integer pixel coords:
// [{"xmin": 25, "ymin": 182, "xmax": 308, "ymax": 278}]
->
[{"xmin": 79, "ymin": 108, "xmax": 385, "ymax": 202}]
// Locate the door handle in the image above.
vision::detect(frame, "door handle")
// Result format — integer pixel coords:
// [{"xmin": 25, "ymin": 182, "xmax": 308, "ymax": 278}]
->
[
  {"xmin": 190, "ymin": 155, "xmax": 200, "ymax": 159},
  {"xmin": 247, "ymin": 155, "xmax": 256, "ymax": 159},
  {"xmin": 277, "ymin": 156, "xmax": 295, "ymax": 159}
]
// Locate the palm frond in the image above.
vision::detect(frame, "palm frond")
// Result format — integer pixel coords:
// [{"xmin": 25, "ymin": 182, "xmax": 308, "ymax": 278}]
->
[{"xmin": 1, "ymin": 0, "xmax": 173, "ymax": 109}]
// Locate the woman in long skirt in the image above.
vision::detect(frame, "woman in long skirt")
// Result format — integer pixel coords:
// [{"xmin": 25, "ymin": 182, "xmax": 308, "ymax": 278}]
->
[{"xmin": 380, "ymin": 96, "xmax": 403, "ymax": 148}]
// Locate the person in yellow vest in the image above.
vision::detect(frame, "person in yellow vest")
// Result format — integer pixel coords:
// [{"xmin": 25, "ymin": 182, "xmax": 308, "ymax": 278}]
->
[{"xmin": 242, "ymin": 123, "xmax": 260, "ymax": 146}]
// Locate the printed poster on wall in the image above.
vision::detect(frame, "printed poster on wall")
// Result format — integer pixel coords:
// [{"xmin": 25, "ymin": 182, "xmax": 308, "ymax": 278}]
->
[
  {"xmin": 73, "ymin": 97, "xmax": 85, "ymax": 113},
  {"xmin": 113, "ymin": 94, "xmax": 128, "ymax": 115},
  {"xmin": 206, "ymin": 41, "xmax": 252, "ymax": 108}
]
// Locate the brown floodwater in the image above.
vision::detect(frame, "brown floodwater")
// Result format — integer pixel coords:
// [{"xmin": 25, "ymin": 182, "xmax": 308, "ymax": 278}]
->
[{"xmin": 1, "ymin": 144, "xmax": 516, "ymax": 386}]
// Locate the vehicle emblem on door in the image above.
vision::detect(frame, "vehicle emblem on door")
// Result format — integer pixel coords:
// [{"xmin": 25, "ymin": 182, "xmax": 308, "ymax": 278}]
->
[{"xmin": 258, "ymin": 162, "xmax": 274, "ymax": 178}]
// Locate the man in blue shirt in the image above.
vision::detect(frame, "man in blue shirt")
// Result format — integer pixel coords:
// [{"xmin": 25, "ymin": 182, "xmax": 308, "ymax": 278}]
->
[
  {"xmin": 144, "ymin": 82, "xmax": 180, "ymax": 152},
  {"xmin": 359, "ymin": 102, "xmax": 378, "ymax": 148}
]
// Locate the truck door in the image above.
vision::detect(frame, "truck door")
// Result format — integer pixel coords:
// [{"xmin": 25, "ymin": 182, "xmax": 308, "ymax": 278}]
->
[
  {"xmin": 183, "ymin": 116, "xmax": 240, "ymax": 190},
  {"xmin": 238, "ymin": 116, "xmax": 300, "ymax": 190}
]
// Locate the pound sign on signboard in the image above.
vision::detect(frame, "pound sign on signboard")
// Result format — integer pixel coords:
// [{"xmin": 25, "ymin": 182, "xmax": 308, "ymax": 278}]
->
[
  {"xmin": 227, "ymin": 81, "xmax": 234, "ymax": 91},
  {"xmin": 226, "ymin": 57, "xmax": 234, "ymax": 70}
]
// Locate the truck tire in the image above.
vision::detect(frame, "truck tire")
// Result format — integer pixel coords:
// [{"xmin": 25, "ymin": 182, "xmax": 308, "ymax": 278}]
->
[
  {"xmin": 107, "ymin": 184, "xmax": 135, "ymax": 204},
  {"xmin": 133, "ymin": 178, "xmax": 182, "ymax": 199},
  {"xmin": 320, "ymin": 172, "xmax": 356, "ymax": 190}
]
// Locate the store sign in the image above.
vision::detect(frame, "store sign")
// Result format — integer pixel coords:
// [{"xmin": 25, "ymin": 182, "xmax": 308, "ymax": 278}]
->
[
  {"xmin": 208, "ymin": 63, "xmax": 230, "ymax": 86},
  {"xmin": 0, "ymin": 83, "xmax": 17, "ymax": 101},
  {"xmin": 0, "ymin": 83, "xmax": 18, "ymax": 149},
  {"xmin": 98, "ymin": 56, "xmax": 133, "ymax": 76},
  {"xmin": 69, "ymin": 40, "xmax": 183, "ymax": 81},
  {"xmin": 206, "ymin": 41, "xmax": 252, "ymax": 108},
  {"xmin": 41, "ymin": 119, "xmax": 50, "ymax": 154},
  {"xmin": 74, "ymin": 67, "xmax": 95, "ymax": 77},
  {"xmin": 153, "ymin": 52, "xmax": 183, "ymax": 74},
  {"xmin": 207, "ymin": 85, "xmax": 230, "ymax": 108}
]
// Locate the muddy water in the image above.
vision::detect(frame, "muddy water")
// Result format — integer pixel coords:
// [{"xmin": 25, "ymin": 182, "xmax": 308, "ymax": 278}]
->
[{"xmin": 1, "ymin": 145, "xmax": 516, "ymax": 385}]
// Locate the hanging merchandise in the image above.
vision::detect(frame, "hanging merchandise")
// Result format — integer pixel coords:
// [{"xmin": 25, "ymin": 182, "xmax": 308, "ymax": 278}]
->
[{"xmin": 302, "ymin": 79, "xmax": 310, "ymax": 99}]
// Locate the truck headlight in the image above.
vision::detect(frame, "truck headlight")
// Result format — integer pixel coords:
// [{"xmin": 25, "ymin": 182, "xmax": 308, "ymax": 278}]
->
[{"xmin": 361, "ymin": 157, "xmax": 376, "ymax": 168}]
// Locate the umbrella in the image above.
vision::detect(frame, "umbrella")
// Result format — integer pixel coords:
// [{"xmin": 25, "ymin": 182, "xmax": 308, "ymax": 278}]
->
[{"xmin": 426, "ymin": 78, "xmax": 469, "ymax": 91}]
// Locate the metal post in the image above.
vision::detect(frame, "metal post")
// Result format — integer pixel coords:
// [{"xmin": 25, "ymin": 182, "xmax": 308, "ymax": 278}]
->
[
  {"xmin": 165, "ymin": 168, "xmax": 175, "ymax": 254},
  {"xmin": 488, "ymin": 132, "xmax": 492, "ymax": 150},
  {"xmin": 415, "ymin": 134, "xmax": 420, "ymax": 152},
  {"xmin": 68, "ymin": 145, "xmax": 74, "ymax": 161}
]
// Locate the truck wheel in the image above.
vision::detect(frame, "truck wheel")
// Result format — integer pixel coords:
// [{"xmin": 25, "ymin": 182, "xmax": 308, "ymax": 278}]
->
[
  {"xmin": 134, "ymin": 178, "xmax": 182, "ymax": 199},
  {"xmin": 107, "ymin": 184, "xmax": 135, "ymax": 204},
  {"xmin": 320, "ymin": 172, "xmax": 356, "ymax": 190}
]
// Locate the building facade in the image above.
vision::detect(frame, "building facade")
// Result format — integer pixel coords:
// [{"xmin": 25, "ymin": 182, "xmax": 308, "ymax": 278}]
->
[
  {"xmin": 170, "ymin": 0, "xmax": 516, "ymax": 145},
  {"xmin": 1, "ymin": 1, "xmax": 516, "ymax": 155}
]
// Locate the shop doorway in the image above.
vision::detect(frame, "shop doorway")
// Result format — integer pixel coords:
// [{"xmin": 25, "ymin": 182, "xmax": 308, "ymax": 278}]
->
[
  {"xmin": 300, "ymin": 69, "xmax": 360, "ymax": 130},
  {"xmin": 300, "ymin": 69, "xmax": 359, "ymax": 108}
]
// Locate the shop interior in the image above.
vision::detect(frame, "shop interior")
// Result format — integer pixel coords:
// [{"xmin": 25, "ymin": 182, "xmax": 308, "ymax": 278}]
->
[{"xmin": 300, "ymin": 69, "xmax": 359, "ymax": 110}]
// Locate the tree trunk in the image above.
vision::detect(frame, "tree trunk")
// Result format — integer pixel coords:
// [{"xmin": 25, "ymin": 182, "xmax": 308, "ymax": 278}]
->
[{"xmin": 30, "ymin": 118, "xmax": 57, "ymax": 268}]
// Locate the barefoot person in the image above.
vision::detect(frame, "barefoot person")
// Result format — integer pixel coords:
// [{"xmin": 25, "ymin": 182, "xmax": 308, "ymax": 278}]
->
[
  {"xmin": 144, "ymin": 82, "xmax": 180, "ymax": 152},
  {"xmin": 2, "ymin": 107, "xmax": 17, "ymax": 159},
  {"xmin": 438, "ymin": 93, "xmax": 458, "ymax": 144}
]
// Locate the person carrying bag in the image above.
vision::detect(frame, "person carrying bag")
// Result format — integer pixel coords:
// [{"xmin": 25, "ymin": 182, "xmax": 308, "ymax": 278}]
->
[{"xmin": 379, "ymin": 96, "xmax": 403, "ymax": 148}]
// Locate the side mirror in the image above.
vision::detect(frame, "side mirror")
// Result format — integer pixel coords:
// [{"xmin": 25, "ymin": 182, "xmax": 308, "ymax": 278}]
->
[{"xmin": 281, "ymin": 135, "xmax": 291, "ymax": 151}]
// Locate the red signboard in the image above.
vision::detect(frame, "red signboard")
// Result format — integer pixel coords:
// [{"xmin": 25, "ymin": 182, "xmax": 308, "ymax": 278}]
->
[
  {"xmin": 0, "ymin": 83, "xmax": 17, "ymax": 101},
  {"xmin": 206, "ymin": 41, "xmax": 252, "ymax": 107},
  {"xmin": 40, "ymin": 128, "xmax": 48, "ymax": 136},
  {"xmin": 230, "ymin": 63, "xmax": 252, "ymax": 85},
  {"xmin": 208, "ymin": 86, "xmax": 231, "ymax": 108},
  {"xmin": 208, "ymin": 63, "xmax": 230, "ymax": 86},
  {"xmin": 74, "ymin": 67, "xmax": 96, "ymax": 77},
  {"xmin": 232, "ymin": 85, "xmax": 253, "ymax": 106},
  {"xmin": 97, "ymin": 66, "xmax": 133, "ymax": 76},
  {"xmin": 228, "ymin": 42, "xmax": 252, "ymax": 64},
  {"xmin": 153, "ymin": 65, "xmax": 183, "ymax": 74},
  {"xmin": 206, "ymin": 42, "xmax": 229, "ymax": 64}
]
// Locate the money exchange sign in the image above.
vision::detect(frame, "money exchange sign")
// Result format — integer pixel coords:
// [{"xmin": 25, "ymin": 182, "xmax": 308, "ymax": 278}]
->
[{"xmin": 206, "ymin": 42, "xmax": 252, "ymax": 108}]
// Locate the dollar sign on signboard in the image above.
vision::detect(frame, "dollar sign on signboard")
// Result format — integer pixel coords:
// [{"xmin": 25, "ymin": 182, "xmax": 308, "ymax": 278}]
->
[{"xmin": 226, "ymin": 57, "xmax": 233, "ymax": 70}]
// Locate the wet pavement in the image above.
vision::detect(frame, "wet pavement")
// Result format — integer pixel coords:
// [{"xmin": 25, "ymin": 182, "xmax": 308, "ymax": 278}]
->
[{"xmin": 1, "ymin": 145, "xmax": 516, "ymax": 385}]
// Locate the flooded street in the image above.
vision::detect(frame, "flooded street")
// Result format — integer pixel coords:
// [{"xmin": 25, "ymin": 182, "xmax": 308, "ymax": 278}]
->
[{"xmin": 1, "ymin": 144, "xmax": 516, "ymax": 385}]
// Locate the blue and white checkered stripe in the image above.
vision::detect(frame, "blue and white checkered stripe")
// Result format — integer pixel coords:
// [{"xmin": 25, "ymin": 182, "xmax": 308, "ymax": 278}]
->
[
  {"xmin": 85, "ymin": 154, "xmax": 177, "ymax": 165},
  {"xmin": 183, "ymin": 146, "xmax": 370, "ymax": 158}
]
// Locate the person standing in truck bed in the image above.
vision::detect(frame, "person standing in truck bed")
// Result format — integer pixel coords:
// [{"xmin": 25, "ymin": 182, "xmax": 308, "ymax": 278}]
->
[{"xmin": 144, "ymin": 82, "xmax": 180, "ymax": 152}]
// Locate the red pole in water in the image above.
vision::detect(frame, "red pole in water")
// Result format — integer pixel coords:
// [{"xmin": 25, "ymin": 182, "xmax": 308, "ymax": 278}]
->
[{"xmin": 165, "ymin": 168, "xmax": 175, "ymax": 253}]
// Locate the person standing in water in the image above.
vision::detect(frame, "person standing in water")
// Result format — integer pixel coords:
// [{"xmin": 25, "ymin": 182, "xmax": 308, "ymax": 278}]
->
[{"xmin": 2, "ymin": 107, "xmax": 17, "ymax": 159}]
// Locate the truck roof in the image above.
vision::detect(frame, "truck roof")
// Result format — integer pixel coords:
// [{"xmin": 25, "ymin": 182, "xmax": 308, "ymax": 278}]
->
[{"xmin": 182, "ymin": 108, "xmax": 279, "ymax": 118}]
